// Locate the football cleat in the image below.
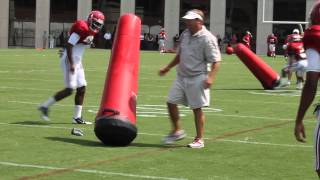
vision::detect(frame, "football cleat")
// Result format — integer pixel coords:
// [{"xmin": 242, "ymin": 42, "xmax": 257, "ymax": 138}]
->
[
  {"xmin": 71, "ymin": 128, "xmax": 84, "ymax": 136},
  {"xmin": 38, "ymin": 106, "xmax": 49, "ymax": 121},
  {"xmin": 72, "ymin": 117, "xmax": 92, "ymax": 125}
]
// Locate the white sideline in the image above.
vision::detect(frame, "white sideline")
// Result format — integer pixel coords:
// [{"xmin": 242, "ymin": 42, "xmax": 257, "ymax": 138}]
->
[{"xmin": 0, "ymin": 161, "xmax": 188, "ymax": 180}]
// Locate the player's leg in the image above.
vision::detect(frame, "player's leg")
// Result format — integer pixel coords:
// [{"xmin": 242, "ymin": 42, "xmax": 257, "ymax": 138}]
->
[
  {"xmin": 38, "ymin": 55, "xmax": 75, "ymax": 120},
  {"xmin": 295, "ymin": 60, "xmax": 308, "ymax": 89},
  {"xmin": 167, "ymin": 102, "xmax": 182, "ymax": 133},
  {"xmin": 315, "ymin": 120, "xmax": 320, "ymax": 177},
  {"xmin": 72, "ymin": 64, "xmax": 91, "ymax": 124},
  {"xmin": 185, "ymin": 75, "xmax": 207, "ymax": 148},
  {"xmin": 163, "ymin": 77, "xmax": 187, "ymax": 144},
  {"xmin": 276, "ymin": 65, "xmax": 290, "ymax": 88},
  {"xmin": 193, "ymin": 108, "xmax": 205, "ymax": 139}
]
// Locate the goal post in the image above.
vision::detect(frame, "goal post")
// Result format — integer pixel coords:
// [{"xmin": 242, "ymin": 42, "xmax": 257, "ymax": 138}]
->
[{"xmin": 262, "ymin": 0, "xmax": 309, "ymax": 26}]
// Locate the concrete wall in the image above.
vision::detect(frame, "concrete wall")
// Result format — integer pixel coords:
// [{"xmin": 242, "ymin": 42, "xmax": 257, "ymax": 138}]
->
[
  {"xmin": 77, "ymin": 0, "xmax": 92, "ymax": 20},
  {"xmin": 306, "ymin": 0, "xmax": 315, "ymax": 28},
  {"xmin": 120, "ymin": 0, "xmax": 135, "ymax": 15},
  {"xmin": 0, "ymin": 0, "xmax": 9, "ymax": 48},
  {"xmin": 210, "ymin": 0, "xmax": 226, "ymax": 39},
  {"xmin": 164, "ymin": 0, "xmax": 180, "ymax": 49},
  {"xmin": 256, "ymin": 0, "xmax": 273, "ymax": 55},
  {"xmin": 35, "ymin": 0, "xmax": 50, "ymax": 49}
]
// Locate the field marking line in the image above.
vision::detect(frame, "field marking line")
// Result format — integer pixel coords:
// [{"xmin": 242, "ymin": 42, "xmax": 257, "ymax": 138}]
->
[
  {"xmin": 6, "ymin": 100, "xmax": 317, "ymax": 123},
  {"xmin": 2, "ymin": 121, "xmax": 309, "ymax": 179},
  {"xmin": 15, "ymin": 148, "xmax": 187, "ymax": 180},
  {"xmin": 0, "ymin": 161, "xmax": 187, "ymax": 180},
  {"xmin": 220, "ymin": 139, "xmax": 312, "ymax": 148},
  {"xmin": 0, "ymin": 77, "xmax": 60, "ymax": 82},
  {"xmin": 210, "ymin": 121, "xmax": 293, "ymax": 144},
  {"xmin": 3, "ymin": 85, "xmax": 319, "ymax": 107}
]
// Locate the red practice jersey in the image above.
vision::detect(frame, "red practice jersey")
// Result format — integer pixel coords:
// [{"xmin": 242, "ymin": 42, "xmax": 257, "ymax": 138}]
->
[
  {"xmin": 69, "ymin": 20, "xmax": 98, "ymax": 45},
  {"xmin": 303, "ymin": 25, "xmax": 320, "ymax": 53},
  {"xmin": 267, "ymin": 34, "xmax": 278, "ymax": 44},
  {"xmin": 287, "ymin": 41, "xmax": 306, "ymax": 60},
  {"xmin": 158, "ymin": 31, "xmax": 166, "ymax": 40},
  {"xmin": 242, "ymin": 34, "xmax": 252, "ymax": 48}
]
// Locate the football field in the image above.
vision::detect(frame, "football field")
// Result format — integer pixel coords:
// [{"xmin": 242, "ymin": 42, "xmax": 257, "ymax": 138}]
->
[{"xmin": 0, "ymin": 48, "xmax": 318, "ymax": 179}]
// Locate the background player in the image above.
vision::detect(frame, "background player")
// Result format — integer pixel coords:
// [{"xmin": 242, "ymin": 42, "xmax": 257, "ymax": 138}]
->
[
  {"xmin": 158, "ymin": 28, "xmax": 167, "ymax": 53},
  {"xmin": 242, "ymin": 31, "xmax": 253, "ymax": 49},
  {"xmin": 267, "ymin": 33, "xmax": 278, "ymax": 57},
  {"xmin": 38, "ymin": 10, "xmax": 105, "ymax": 124},
  {"xmin": 278, "ymin": 29, "xmax": 306, "ymax": 89}
]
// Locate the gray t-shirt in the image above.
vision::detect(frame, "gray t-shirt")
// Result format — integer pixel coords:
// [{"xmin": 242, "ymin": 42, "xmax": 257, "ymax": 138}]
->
[{"xmin": 177, "ymin": 26, "xmax": 221, "ymax": 77}]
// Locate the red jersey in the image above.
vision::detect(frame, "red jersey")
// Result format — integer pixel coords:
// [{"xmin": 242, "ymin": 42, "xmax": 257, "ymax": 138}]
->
[
  {"xmin": 303, "ymin": 25, "xmax": 320, "ymax": 53},
  {"xmin": 242, "ymin": 34, "xmax": 252, "ymax": 48},
  {"xmin": 287, "ymin": 41, "xmax": 306, "ymax": 59},
  {"xmin": 158, "ymin": 31, "xmax": 166, "ymax": 40},
  {"xmin": 284, "ymin": 34, "xmax": 302, "ymax": 44},
  {"xmin": 69, "ymin": 20, "xmax": 97, "ymax": 45},
  {"xmin": 267, "ymin": 35, "xmax": 277, "ymax": 44}
]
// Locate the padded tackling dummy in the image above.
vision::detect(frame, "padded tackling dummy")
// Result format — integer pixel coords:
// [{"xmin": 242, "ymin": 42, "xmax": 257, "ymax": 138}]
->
[
  {"xmin": 226, "ymin": 46, "xmax": 234, "ymax": 55},
  {"xmin": 95, "ymin": 14, "xmax": 141, "ymax": 146},
  {"xmin": 234, "ymin": 43, "xmax": 280, "ymax": 89}
]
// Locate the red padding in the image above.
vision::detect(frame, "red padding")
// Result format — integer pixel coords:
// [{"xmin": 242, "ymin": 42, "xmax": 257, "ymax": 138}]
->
[
  {"xmin": 96, "ymin": 13, "xmax": 141, "ymax": 124},
  {"xmin": 234, "ymin": 43, "xmax": 279, "ymax": 89}
]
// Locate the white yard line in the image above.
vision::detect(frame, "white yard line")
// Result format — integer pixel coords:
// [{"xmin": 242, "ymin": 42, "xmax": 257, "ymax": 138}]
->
[
  {"xmin": 0, "ymin": 161, "xmax": 188, "ymax": 180},
  {"xmin": 7, "ymin": 100, "xmax": 316, "ymax": 123},
  {"xmin": 219, "ymin": 139, "xmax": 312, "ymax": 148}
]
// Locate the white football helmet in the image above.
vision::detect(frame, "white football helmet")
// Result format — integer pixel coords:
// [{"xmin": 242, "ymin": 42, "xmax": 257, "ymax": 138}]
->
[
  {"xmin": 292, "ymin": 29, "xmax": 300, "ymax": 34},
  {"xmin": 87, "ymin": 10, "xmax": 105, "ymax": 33}
]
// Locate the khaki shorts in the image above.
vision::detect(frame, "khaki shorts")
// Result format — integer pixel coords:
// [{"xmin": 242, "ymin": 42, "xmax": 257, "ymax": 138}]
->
[{"xmin": 167, "ymin": 74, "xmax": 209, "ymax": 109}]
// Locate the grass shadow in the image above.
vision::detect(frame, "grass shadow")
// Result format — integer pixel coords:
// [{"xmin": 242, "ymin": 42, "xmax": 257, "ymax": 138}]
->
[
  {"xmin": 130, "ymin": 142, "xmax": 185, "ymax": 148},
  {"xmin": 11, "ymin": 121, "xmax": 71, "ymax": 125},
  {"xmin": 46, "ymin": 136, "xmax": 104, "ymax": 147},
  {"xmin": 46, "ymin": 137, "xmax": 185, "ymax": 149}
]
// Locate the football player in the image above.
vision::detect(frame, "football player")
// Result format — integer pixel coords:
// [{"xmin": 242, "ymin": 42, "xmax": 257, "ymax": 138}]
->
[
  {"xmin": 242, "ymin": 31, "xmax": 252, "ymax": 49},
  {"xmin": 267, "ymin": 33, "xmax": 278, "ymax": 57},
  {"xmin": 158, "ymin": 28, "xmax": 167, "ymax": 53},
  {"xmin": 295, "ymin": 1, "xmax": 320, "ymax": 177},
  {"xmin": 278, "ymin": 29, "xmax": 306, "ymax": 89},
  {"xmin": 38, "ymin": 10, "xmax": 105, "ymax": 124}
]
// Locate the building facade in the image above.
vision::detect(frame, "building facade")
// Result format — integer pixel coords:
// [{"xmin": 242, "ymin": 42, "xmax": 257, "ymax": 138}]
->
[{"xmin": 0, "ymin": 0, "xmax": 314, "ymax": 55}]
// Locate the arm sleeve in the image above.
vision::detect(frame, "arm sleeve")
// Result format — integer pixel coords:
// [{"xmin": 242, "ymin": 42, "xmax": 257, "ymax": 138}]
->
[
  {"xmin": 205, "ymin": 37, "xmax": 221, "ymax": 63},
  {"xmin": 68, "ymin": 32, "xmax": 80, "ymax": 46}
]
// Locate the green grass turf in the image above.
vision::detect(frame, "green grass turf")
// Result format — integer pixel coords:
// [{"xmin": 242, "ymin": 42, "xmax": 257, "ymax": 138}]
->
[{"xmin": 0, "ymin": 48, "xmax": 318, "ymax": 179}]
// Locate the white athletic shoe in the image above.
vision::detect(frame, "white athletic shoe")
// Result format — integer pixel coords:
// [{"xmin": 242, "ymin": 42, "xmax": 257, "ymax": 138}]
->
[
  {"xmin": 162, "ymin": 130, "xmax": 186, "ymax": 144},
  {"xmin": 296, "ymin": 82, "xmax": 303, "ymax": 90},
  {"xmin": 38, "ymin": 106, "xmax": 50, "ymax": 121},
  {"xmin": 72, "ymin": 117, "xmax": 92, "ymax": 125},
  {"xmin": 275, "ymin": 79, "xmax": 290, "ymax": 89},
  {"xmin": 187, "ymin": 138, "xmax": 204, "ymax": 148}
]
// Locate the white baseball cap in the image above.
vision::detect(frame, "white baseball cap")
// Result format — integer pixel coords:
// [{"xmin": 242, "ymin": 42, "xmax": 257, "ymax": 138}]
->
[{"xmin": 182, "ymin": 10, "xmax": 203, "ymax": 21}]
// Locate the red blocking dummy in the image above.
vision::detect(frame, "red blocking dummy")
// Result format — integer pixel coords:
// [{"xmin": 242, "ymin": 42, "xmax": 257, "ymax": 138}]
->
[
  {"xmin": 234, "ymin": 43, "xmax": 280, "ymax": 89},
  {"xmin": 95, "ymin": 14, "xmax": 141, "ymax": 146},
  {"xmin": 226, "ymin": 46, "xmax": 234, "ymax": 55}
]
